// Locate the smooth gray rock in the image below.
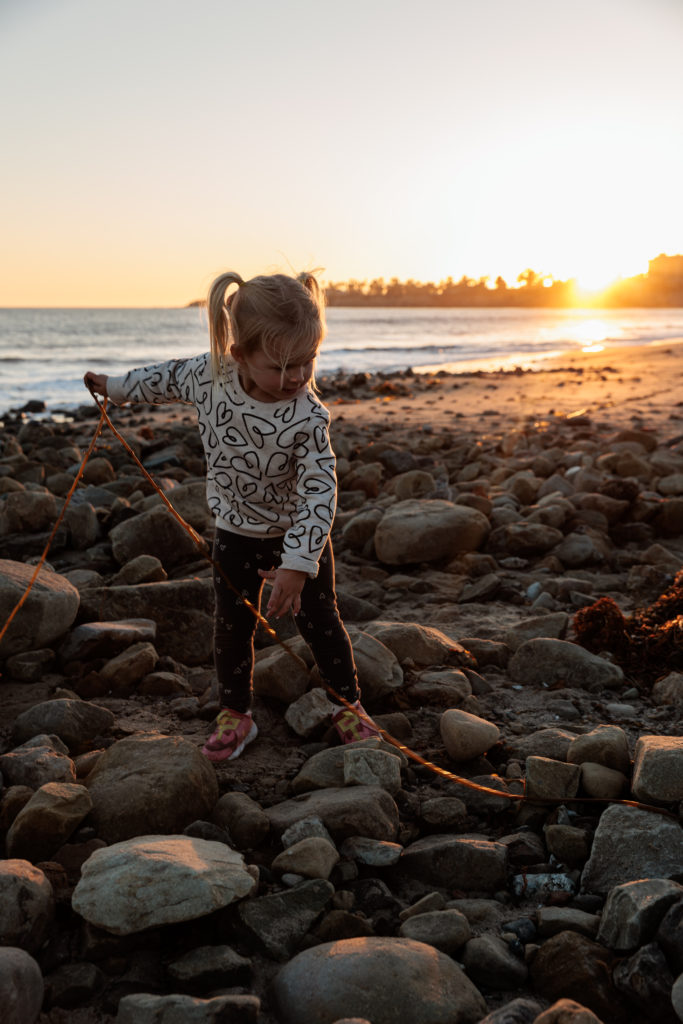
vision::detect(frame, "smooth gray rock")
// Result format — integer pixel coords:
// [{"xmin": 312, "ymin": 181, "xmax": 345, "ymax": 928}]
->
[
  {"xmin": 632, "ymin": 735, "xmax": 683, "ymax": 804},
  {"xmin": 0, "ymin": 860, "xmax": 54, "ymax": 954},
  {"xmin": 672, "ymin": 973, "xmax": 683, "ymax": 1023},
  {"xmin": 4, "ymin": 648, "xmax": 55, "ymax": 683},
  {"xmin": 400, "ymin": 834, "xmax": 507, "ymax": 891},
  {"xmin": 532, "ymin": 1000, "xmax": 604, "ymax": 1023},
  {"xmin": 265, "ymin": 786, "xmax": 399, "ymax": 842},
  {"xmin": 292, "ymin": 741, "xmax": 401, "ymax": 794},
  {"xmin": 271, "ymin": 837, "xmax": 340, "ymax": 879},
  {"xmin": 488, "ymin": 522, "xmax": 563, "ymax": 557},
  {"xmin": 166, "ymin": 944, "xmax": 252, "ymax": 988},
  {"xmin": 0, "ymin": 947, "xmax": 44, "ymax": 1024},
  {"xmin": 536, "ymin": 907, "xmax": 600, "ymax": 939},
  {"xmin": 440, "ymin": 708, "xmax": 499, "ymax": 763},
  {"xmin": 72, "ymin": 835, "xmax": 254, "ymax": 935},
  {"xmin": 463, "ymin": 934, "xmax": 528, "ymax": 990},
  {"xmin": 85, "ymin": 732, "xmax": 218, "ymax": 843},
  {"xmin": 0, "ymin": 491, "xmax": 57, "ymax": 535},
  {"xmin": 284, "ymin": 688, "xmax": 335, "ymax": 737},
  {"xmin": 509, "ymin": 638, "xmax": 623, "ymax": 692},
  {"xmin": 0, "ymin": 741, "xmax": 76, "ymax": 789},
  {"xmin": 109, "ymin": 504, "xmax": 199, "ymax": 568},
  {"xmin": 253, "ymin": 636, "xmax": 313, "ymax": 703},
  {"xmin": 363, "ymin": 620, "xmax": 475, "ymax": 668},
  {"xmin": 525, "ymin": 756, "xmax": 581, "ymax": 802},
  {"xmin": 11, "ymin": 698, "xmax": 115, "ymax": 749},
  {"xmin": 477, "ymin": 998, "xmax": 543, "ymax": 1024},
  {"xmin": 398, "ymin": 909, "xmax": 471, "ymax": 955},
  {"xmin": 612, "ymin": 942, "xmax": 674, "ymax": 1021},
  {"xmin": 597, "ymin": 878, "xmax": 683, "ymax": 950},
  {"xmin": 343, "ymin": 747, "xmax": 402, "ymax": 794},
  {"xmin": 274, "ymin": 937, "xmax": 487, "ymax": 1024},
  {"xmin": 657, "ymin": 901, "xmax": 683, "ymax": 974},
  {"xmin": 238, "ymin": 879, "xmax": 333, "ymax": 960},
  {"xmin": 500, "ymin": 612, "xmax": 569, "ymax": 652},
  {"xmin": 211, "ymin": 791, "xmax": 270, "ymax": 850},
  {"xmin": 0, "ymin": 559, "xmax": 79, "ymax": 658},
  {"xmin": 581, "ymin": 805, "xmax": 683, "ymax": 894},
  {"xmin": 6, "ymin": 782, "xmax": 93, "ymax": 862},
  {"xmin": 506, "ymin": 728, "xmax": 576, "ymax": 762},
  {"xmin": 566, "ymin": 724, "xmax": 631, "ymax": 774},
  {"xmin": 116, "ymin": 993, "xmax": 260, "ymax": 1023},
  {"xmin": 280, "ymin": 816, "xmax": 334, "ymax": 849},
  {"xmin": 345, "ymin": 628, "xmax": 404, "ymax": 703},
  {"xmin": 338, "ymin": 836, "xmax": 403, "ymax": 866},
  {"xmin": 375, "ymin": 499, "xmax": 490, "ymax": 564}
]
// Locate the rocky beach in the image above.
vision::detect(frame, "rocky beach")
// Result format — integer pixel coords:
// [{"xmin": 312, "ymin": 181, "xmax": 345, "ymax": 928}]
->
[{"xmin": 1, "ymin": 340, "xmax": 683, "ymax": 1024}]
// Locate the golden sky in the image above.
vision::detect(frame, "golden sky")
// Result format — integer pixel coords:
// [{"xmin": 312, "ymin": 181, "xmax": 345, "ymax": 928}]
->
[{"xmin": 1, "ymin": 0, "xmax": 683, "ymax": 306}]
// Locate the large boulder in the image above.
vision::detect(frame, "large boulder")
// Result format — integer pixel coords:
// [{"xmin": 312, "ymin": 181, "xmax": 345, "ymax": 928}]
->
[
  {"xmin": 374, "ymin": 500, "xmax": 489, "ymax": 564},
  {"xmin": 581, "ymin": 805, "xmax": 683, "ymax": 894},
  {"xmin": 509, "ymin": 638, "xmax": 623, "ymax": 692},
  {"xmin": 274, "ymin": 937, "xmax": 487, "ymax": 1024},
  {"xmin": 109, "ymin": 505, "xmax": 200, "ymax": 569},
  {"xmin": 6, "ymin": 783, "xmax": 93, "ymax": 862},
  {"xmin": 72, "ymin": 835, "xmax": 254, "ymax": 935},
  {"xmin": 85, "ymin": 733, "xmax": 219, "ymax": 843},
  {"xmin": 0, "ymin": 560, "xmax": 79, "ymax": 658},
  {"xmin": 0, "ymin": 492, "xmax": 57, "ymax": 535},
  {"xmin": 78, "ymin": 578, "xmax": 214, "ymax": 664},
  {"xmin": 363, "ymin": 621, "xmax": 475, "ymax": 669},
  {"xmin": 12, "ymin": 699, "xmax": 115, "ymax": 749},
  {"xmin": 0, "ymin": 947, "xmax": 44, "ymax": 1024},
  {"xmin": 400, "ymin": 835, "xmax": 508, "ymax": 891},
  {"xmin": 0, "ymin": 860, "xmax": 54, "ymax": 954},
  {"xmin": 265, "ymin": 786, "xmax": 399, "ymax": 842},
  {"xmin": 632, "ymin": 735, "xmax": 683, "ymax": 804}
]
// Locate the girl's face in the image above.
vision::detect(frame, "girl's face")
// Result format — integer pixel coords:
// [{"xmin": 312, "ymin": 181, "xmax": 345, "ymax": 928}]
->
[{"xmin": 231, "ymin": 339, "xmax": 319, "ymax": 403}]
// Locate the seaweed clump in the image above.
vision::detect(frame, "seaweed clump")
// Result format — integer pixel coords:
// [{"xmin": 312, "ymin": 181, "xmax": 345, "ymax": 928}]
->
[{"xmin": 573, "ymin": 569, "xmax": 683, "ymax": 687}]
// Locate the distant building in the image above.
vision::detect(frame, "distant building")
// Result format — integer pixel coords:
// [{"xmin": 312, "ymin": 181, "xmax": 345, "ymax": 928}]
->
[{"xmin": 647, "ymin": 254, "xmax": 683, "ymax": 304}]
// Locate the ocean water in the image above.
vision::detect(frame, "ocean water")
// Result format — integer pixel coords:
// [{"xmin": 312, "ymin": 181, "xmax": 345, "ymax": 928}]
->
[{"xmin": 1, "ymin": 305, "xmax": 683, "ymax": 416}]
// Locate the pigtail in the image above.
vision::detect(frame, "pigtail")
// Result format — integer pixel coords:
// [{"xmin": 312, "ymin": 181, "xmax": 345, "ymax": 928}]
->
[
  {"xmin": 207, "ymin": 271, "xmax": 244, "ymax": 383},
  {"xmin": 296, "ymin": 269, "xmax": 325, "ymax": 310}
]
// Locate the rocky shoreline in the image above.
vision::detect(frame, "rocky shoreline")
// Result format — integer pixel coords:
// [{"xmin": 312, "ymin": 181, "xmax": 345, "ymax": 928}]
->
[{"xmin": 1, "ymin": 362, "xmax": 683, "ymax": 1024}]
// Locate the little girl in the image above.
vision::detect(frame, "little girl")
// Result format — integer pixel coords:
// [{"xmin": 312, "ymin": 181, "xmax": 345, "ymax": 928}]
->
[{"xmin": 84, "ymin": 270, "xmax": 378, "ymax": 762}]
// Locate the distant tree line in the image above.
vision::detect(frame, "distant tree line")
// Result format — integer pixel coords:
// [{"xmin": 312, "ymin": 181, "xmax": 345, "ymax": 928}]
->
[{"xmin": 324, "ymin": 254, "xmax": 683, "ymax": 308}]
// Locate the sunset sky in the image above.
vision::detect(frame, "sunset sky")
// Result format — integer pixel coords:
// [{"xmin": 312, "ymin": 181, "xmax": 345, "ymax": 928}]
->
[{"xmin": 1, "ymin": 0, "xmax": 682, "ymax": 307}]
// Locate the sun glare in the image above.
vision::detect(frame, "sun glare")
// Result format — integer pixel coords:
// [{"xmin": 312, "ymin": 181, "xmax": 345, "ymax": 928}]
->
[
  {"xmin": 570, "ymin": 318, "xmax": 615, "ymax": 349},
  {"xmin": 574, "ymin": 268, "xmax": 619, "ymax": 294}
]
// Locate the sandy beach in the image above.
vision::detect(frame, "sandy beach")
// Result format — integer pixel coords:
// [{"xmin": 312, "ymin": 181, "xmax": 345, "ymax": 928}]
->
[{"xmin": 322, "ymin": 339, "xmax": 683, "ymax": 435}]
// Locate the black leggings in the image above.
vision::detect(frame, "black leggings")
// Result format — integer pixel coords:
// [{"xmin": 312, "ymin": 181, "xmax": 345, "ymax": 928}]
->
[{"xmin": 212, "ymin": 527, "xmax": 359, "ymax": 713}]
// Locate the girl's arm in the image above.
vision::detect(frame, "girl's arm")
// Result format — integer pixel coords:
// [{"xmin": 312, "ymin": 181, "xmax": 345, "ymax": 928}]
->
[
  {"xmin": 280, "ymin": 408, "xmax": 337, "ymax": 577},
  {"xmin": 98, "ymin": 355, "xmax": 207, "ymax": 407}
]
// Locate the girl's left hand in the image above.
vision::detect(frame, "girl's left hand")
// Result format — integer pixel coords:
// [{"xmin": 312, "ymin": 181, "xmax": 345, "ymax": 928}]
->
[{"xmin": 259, "ymin": 567, "xmax": 306, "ymax": 618}]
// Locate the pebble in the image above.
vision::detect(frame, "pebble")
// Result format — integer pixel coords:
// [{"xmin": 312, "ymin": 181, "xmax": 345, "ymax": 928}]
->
[{"xmin": 271, "ymin": 837, "xmax": 340, "ymax": 879}]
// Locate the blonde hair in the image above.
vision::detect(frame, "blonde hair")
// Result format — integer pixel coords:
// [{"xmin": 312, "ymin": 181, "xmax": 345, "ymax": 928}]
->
[{"xmin": 207, "ymin": 270, "xmax": 326, "ymax": 385}]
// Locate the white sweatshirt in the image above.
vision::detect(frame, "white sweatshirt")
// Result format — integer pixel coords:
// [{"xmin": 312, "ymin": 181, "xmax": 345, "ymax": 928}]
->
[{"xmin": 106, "ymin": 353, "xmax": 336, "ymax": 576}]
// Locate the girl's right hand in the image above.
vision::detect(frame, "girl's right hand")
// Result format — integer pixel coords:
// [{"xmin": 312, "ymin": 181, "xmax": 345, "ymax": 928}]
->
[{"xmin": 84, "ymin": 372, "xmax": 108, "ymax": 397}]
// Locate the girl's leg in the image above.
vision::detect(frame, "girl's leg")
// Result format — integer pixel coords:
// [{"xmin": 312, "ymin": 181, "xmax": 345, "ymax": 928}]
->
[
  {"xmin": 295, "ymin": 539, "xmax": 360, "ymax": 705},
  {"xmin": 212, "ymin": 528, "xmax": 281, "ymax": 712}
]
